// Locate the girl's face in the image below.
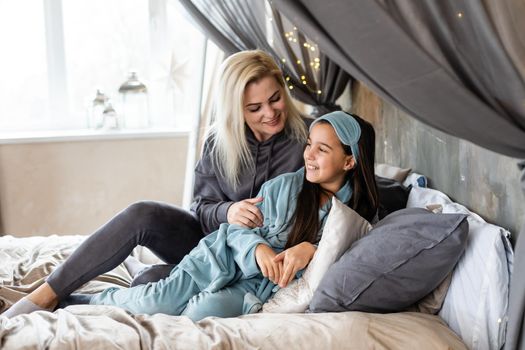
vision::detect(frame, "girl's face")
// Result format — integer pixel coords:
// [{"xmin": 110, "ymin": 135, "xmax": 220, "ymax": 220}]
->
[
  {"xmin": 304, "ymin": 123, "xmax": 355, "ymax": 193},
  {"xmin": 243, "ymin": 75, "xmax": 287, "ymax": 142}
]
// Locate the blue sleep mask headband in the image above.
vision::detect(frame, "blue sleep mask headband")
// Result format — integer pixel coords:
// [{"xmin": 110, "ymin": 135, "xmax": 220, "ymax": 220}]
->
[{"xmin": 310, "ymin": 111, "xmax": 361, "ymax": 161}]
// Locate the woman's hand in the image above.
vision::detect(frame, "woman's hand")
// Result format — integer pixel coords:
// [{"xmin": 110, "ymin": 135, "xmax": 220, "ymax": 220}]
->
[
  {"xmin": 227, "ymin": 197, "xmax": 264, "ymax": 228},
  {"xmin": 273, "ymin": 242, "xmax": 317, "ymax": 288},
  {"xmin": 255, "ymin": 244, "xmax": 282, "ymax": 284}
]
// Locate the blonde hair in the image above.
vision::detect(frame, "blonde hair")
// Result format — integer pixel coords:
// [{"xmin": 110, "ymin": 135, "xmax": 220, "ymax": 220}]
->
[{"xmin": 208, "ymin": 50, "xmax": 308, "ymax": 189}]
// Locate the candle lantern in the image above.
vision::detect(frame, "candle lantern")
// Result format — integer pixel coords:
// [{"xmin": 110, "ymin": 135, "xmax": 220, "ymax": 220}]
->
[
  {"xmin": 88, "ymin": 89, "xmax": 108, "ymax": 129},
  {"xmin": 118, "ymin": 72, "xmax": 150, "ymax": 129}
]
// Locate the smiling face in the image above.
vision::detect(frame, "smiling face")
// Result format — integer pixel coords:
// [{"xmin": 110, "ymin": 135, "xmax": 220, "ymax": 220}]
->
[
  {"xmin": 304, "ymin": 122, "xmax": 355, "ymax": 193},
  {"xmin": 243, "ymin": 75, "xmax": 287, "ymax": 142}
]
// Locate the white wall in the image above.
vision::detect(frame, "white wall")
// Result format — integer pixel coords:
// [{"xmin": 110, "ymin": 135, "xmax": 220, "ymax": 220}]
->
[{"xmin": 0, "ymin": 135, "xmax": 188, "ymax": 237}]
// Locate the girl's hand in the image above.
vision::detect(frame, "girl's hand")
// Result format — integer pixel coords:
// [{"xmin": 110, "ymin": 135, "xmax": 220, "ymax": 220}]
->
[
  {"xmin": 227, "ymin": 197, "xmax": 264, "ymax": 228},
  {"xmin": 255, "ymin": 244, "xmax": 282, "ymax": 284},
  {"xmin": 273, "ymin": 242, "xmax": 317, "ymax": 288}
]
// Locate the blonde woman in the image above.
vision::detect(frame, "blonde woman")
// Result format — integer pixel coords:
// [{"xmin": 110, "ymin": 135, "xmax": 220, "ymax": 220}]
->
[{"xmin": 3, "ymin": 50, "xmax": 312, "ymax": 317}]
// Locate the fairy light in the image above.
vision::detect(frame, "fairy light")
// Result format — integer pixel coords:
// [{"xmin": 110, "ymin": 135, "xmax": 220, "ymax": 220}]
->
[
  {"xmin": 457, "ymin": 12, "xmax": 463, "ymax": 18},
  {"xmin": 279, "ymin": 27, "xmax": 323, "ymax": 91}
]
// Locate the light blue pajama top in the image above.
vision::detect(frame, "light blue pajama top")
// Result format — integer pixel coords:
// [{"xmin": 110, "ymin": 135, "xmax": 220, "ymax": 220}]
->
[{"xmin": 178, "ymin": 167, "xmax": 353, "ymax": 312}]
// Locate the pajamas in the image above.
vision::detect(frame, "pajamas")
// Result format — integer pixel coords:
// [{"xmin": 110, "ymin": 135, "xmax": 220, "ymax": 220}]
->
[{"xmin": 89, "ymin": 168, "xmax": 353, "ymax": 320}]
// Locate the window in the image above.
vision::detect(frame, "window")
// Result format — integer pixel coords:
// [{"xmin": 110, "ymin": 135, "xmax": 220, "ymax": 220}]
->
[{"xmin": 0, "ymin": 0, "xmax": 206, "ymax": 132}]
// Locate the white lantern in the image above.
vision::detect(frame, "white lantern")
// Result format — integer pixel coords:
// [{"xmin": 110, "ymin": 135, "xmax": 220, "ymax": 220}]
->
[
  {"xmin": 101, "ymin": 102, "xmax": 119, "ymax": 130},
  {"xmin": 118, "ymin": 72, "xmax": 150, "ymax": 129},
  {"xmin": 88, "ymin": 89, "xmax": 108, "ymax": 129}
]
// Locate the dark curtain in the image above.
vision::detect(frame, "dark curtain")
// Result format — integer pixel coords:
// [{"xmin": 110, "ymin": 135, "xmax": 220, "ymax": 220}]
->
[
  {"xmin": 272, "ymin": 0, "xmax": 525, "ymax": 349},
  {"xmin": 179, "ymin": 0, "xmax": 350, "ymax": 114}
]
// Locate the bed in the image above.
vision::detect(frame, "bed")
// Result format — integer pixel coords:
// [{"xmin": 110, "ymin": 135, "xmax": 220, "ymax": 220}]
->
[{"xmin": 0, "ymin": 175, "xmax": 513, "ymax": 350}]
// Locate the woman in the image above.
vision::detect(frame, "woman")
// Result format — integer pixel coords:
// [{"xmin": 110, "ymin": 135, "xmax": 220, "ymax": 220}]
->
[
  {"xmin": 2, "ymin": 50, "xmax": 311, "ymax": 318},
  {"xmin": 15, "ymin": 111, "xmax": 377, "ymax": 321}
]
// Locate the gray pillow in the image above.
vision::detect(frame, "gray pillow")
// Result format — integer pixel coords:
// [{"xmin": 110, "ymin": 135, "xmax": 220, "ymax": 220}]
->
[{"xmin": 309, "ymin": 208, "xmax": 468, "ymax": 313}]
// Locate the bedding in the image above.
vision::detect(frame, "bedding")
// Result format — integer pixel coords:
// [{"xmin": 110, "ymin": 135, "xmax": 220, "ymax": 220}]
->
[
  {"xmin": 375, "ymin": 175, "xmax": 412, "ymax": 219},
  {"xmin": 262, "ymin": 197, "xmax": 371, "ymax": 313},
  {"xmin": 0, "ymin": 234, "xmax": 467, "ymax": 349},
  {"xmin": 375, "ymin": 163, "xmax": 412, "ymax": 183},
  {"xmin": 407, "ymin": 187, "xmax": 514, "ymax": 350},
  {"xmin": 309, "ymin": 208, "xmax": 469, "ymax": 313}
]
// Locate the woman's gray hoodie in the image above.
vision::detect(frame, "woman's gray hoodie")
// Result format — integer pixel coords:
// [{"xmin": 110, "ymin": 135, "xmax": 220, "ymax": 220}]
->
[{"xmin": 191, "ymin": 117, "xmax": 312, "ymax": 234}]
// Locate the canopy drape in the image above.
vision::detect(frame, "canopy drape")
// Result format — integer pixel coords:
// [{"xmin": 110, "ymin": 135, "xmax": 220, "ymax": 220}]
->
[{"xmin": 179, "ymin": 0, "xmax": 350, "ymax": 113}]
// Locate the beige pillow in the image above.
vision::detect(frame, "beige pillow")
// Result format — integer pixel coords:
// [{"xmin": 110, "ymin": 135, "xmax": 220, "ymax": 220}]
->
[
  {"xmin": 415, "ymin": 273, "xmax": 453, "ymax": 314},
  {"xmin": 375, "ymin": 163, "xmax": 412, "ymax": 183},
  {"xmin": 262, "ymin": 197, "xmax": 371, "ymax": 313}
]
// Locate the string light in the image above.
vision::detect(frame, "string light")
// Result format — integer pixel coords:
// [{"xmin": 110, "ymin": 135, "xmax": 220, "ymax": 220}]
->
[
  {"xmin": 457, "ymin": 12, "xmax": 463, "ymax": 18},
  {"xmin": 279, "ymin": 27, "xmax": 323, "ymax": 92}
]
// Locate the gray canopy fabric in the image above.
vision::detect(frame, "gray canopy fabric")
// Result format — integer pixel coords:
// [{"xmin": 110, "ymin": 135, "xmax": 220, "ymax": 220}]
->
[
  {"xmin": 179, "ymin": 0, "xmax": 350, "ymax": 113},
  {"xmin": 274, "ymin": 0, "xmax": 525, "ymax": 159},
  {"xmin": 272, "ymin": 0, "xmax": 525, "ymax": 349}
]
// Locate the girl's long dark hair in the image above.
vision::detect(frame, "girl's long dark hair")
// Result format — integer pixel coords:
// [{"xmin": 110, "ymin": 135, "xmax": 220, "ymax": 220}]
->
[{"xmin": 285, "ymin": 113, "xmax": 379, "ymax": 249}]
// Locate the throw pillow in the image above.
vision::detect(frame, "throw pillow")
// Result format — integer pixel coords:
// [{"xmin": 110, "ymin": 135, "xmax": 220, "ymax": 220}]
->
[
  {"xmin": 261, "ymin": 197, "xmax": 371, "ymax": 313},
  {"xmin": 376, "ymin": 175, "xmax": 411, "ymax": 220},
  {"xmin": 309, "ymin": 208, "xmax": 468, "ymax": 313},
  {"xmin": 375, "ymin": 163, "xmax": 412, "ymax": 183}
]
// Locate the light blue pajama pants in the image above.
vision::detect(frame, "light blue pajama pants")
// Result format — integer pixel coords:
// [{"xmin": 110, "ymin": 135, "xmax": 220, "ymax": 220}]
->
[{"xmin": 89, "ymin": 267, "xmax": 262, "ymax": 321}]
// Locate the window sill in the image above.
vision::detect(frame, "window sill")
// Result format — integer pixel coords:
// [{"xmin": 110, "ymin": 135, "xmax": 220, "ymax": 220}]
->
[{"xmin": 0, "ymin": 128, "xmax": 191, "ymax": 145}]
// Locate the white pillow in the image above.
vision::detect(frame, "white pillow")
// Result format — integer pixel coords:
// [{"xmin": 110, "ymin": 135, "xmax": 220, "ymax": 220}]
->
[
  {"xmin": 439, "ymin": 202, "xmax": 513, "ymax": 350},
  {"xmin": 262, "ymin": 197, "xmax": 371, "ymax": 313},
  {"xmin": 406, "ymin": 186, "xmax": 513, "ymax": 350},
  {"xmin": 407, "ymin": 186, "xmax": 453, "ymax": 208},
  {"xmin": 375, "ymin": 163, "xmax": 412, "ymax": 183}
]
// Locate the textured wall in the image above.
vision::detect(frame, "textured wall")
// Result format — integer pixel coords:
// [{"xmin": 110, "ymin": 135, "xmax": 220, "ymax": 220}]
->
[
  {"xmin": 352, "ymin": 81, "xmax": 524, "ymax": 241},
  {"xmin": 0, "ymin": 136, "xmax": 188, "ymax": 237}
]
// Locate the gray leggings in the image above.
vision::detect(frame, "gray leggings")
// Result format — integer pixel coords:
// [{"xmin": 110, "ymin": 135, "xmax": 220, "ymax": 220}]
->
[{"xmin": 46, "ymin": 201, "xmax": 203, "ymax": 300}]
